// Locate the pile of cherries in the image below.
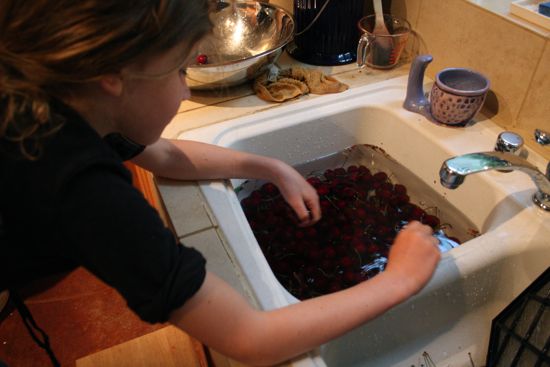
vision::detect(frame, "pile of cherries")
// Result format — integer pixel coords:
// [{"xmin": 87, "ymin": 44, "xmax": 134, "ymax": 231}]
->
[{"xmin": 240, "ymin": 164, "xmax": 455, "ymax": 300}]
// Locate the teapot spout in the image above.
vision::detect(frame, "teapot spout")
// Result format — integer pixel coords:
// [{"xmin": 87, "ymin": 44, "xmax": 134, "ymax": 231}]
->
[{"xmin": 403, "ymin": 54, "xmax": 433, "ymax": 114}]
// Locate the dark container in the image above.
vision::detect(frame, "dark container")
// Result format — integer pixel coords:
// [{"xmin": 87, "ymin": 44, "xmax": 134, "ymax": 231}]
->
[{"xmin": 287, "ymin": 0, "xmax": 365, "ymax": 65}]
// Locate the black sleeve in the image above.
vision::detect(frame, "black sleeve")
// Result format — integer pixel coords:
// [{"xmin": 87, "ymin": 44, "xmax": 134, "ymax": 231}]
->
[{"xmin": 54, "ymin": 161, "xmax": 206, "ymax": 323}]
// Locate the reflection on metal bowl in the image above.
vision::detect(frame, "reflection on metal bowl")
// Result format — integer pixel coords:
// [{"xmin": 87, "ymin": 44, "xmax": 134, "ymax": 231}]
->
[{"xmin": 186, "ymin": 1, "xmax": 294, "ymax": 90}]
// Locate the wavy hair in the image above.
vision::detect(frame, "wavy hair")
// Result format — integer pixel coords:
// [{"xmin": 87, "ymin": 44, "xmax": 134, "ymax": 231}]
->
[{"xmin": 0, "ymin": 0, "xmax": 212, "ymax": 159}]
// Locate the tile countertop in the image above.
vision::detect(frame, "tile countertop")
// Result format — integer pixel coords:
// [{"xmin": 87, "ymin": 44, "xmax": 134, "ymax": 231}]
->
[{"xmin": 156, "ymin": 52, "xmax": 411, "ymax": 305}]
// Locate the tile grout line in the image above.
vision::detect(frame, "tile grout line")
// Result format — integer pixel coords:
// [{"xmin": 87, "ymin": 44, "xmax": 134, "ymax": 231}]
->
[{"xmin": 513, "ymin": 39, "xmax": 548, "ymax": 128}]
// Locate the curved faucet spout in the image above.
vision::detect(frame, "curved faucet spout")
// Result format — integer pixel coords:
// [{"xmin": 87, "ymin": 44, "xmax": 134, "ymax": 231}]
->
[{"xmin": 439, "ymin": 151, "xmax": 550, "ymax": 211}]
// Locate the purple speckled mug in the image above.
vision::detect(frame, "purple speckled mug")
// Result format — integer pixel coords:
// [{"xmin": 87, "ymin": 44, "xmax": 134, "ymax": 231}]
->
[{"xmin": 429, "ymin": 68, "xmax": 490, "ymax": 125}]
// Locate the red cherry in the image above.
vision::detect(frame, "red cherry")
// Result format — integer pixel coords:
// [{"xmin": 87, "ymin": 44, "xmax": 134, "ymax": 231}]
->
[
  {"xmin": 355, "ymin": 208, "xmax": 367, "ymax": 219},
  {"xmin": 349, "ymin": 172, "xmax": 360, "ymax": 182},
  {"xmin": 343, "ymin": 270, "xmax": 356, "ymax": 284},
  {"xmin": 324, "ymin": 247, "xmax": 337, "ymax": 259},
  {"xmin": 320, "ymin": 259, "xmax": 335, "ymax": 272},
  {"xmin": 422, "ymin": 214, "xmax": 440, "ymax": 228},
  {"xmin": 320, "ymin": 200, "xmax": 331, "ymax": 211},
  {"xmin": 335, "ymin": 200, "xmax": 346, "ymax": 209},
  {"xmin": 260, "ymin": 182, "xmax": 279, "ymax": 196},
  {"xmin": 305, "ymin": 227, "xmax": 317, "ymax": 238},
  {"xmin": 334, "ymin": 167, "xmax": 347, "ymax": 176},
  {"xmin": 394, "ymin": 184, "xmax": 407, "ymax": 195},
  {"xmin": 316, "ymin": 184, "xmax": 330, "ymax": 196},
  {"xmin": 409, "ymin": 205, "xmax": 426, "ymax": 221},
  {"xmin": 308, "ymin": 248, "xmax": 323, "ymax": 261},
  {"xmin": 324, "ymin": 169, "xmax": 335, "ymax": 180},
  {"xmin": 307, "ymin": 177, "xmax": 321, "ymax": 185},
  {"xmin": 196, "ymin": 54, "xmax": 208, "ymax": 64},
  {"xmin": 342, "ymin": 187, "xmax": 356, "ymax": 198},
  {"xmin": 358, "ymin": 165, "xmax": 370, "ymax": 174},
  {"xmin": 339, "ymin": 256, "xmax": 354, "ymax": 269},
  {"xmin": 373, "ymin": 172, "xmax": 388, "ymax": 182}
]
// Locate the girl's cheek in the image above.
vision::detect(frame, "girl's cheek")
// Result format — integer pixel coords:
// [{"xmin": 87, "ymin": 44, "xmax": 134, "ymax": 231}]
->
[{"xmin": 181, "ymin": 84, "xmax": 191, "ymax": 101}]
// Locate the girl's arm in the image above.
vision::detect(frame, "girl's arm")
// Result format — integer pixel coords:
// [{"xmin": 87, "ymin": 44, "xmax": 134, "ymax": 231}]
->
[
  {"xmin": 170, "ymin": 221, "xmax": 441, "ymax": 366},
  {"xmin": 132, "ymin": 138, "xmax": 320, "ymax": 225}
]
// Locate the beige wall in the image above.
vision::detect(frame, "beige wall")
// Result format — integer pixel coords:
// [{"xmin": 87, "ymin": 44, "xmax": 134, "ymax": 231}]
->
[
  {"xmin": 272, "ymin": 0, "xmax": 549, "ymax": 155},
  {"xmin": 392, "ymin": 0, "xmax": 550, "ymax": 157}
]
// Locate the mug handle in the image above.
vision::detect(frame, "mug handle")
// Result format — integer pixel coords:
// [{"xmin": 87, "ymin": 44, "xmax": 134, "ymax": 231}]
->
[{"xmin": 357, "ymin": 33, "xmax": 375, "ymax": 68}]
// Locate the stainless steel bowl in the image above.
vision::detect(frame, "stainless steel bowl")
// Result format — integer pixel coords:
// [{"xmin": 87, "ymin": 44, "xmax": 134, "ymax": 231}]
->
[{"xmin": 186, "ymin": 1, "xmax": 294, "ymax": 90}]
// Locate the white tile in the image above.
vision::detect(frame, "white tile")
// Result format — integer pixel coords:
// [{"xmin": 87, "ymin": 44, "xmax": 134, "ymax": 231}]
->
[
  {"xmin": 180, "ymin": 229, "xmax": 256, "ymax": 304},
  {"xmin": 156, "ymin": 179, "xmax": 215, "ymax": 237}
]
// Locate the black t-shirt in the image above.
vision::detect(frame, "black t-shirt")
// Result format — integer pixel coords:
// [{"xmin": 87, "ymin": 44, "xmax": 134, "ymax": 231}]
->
[{"xmin": 0, "ymin": 101, "xmax": 206, "ymax": 323}]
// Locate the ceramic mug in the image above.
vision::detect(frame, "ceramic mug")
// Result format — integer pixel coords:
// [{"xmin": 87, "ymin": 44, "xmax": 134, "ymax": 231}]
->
[{"xmin": 429, "ymin": 68, "xmax": 490, "ymax": 125}]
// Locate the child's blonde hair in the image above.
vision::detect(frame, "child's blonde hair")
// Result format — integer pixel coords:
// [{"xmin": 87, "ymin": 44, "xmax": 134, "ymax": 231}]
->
[{"xmin": 0, "ymin": 0, "xmax": 212, "ymax": 158}]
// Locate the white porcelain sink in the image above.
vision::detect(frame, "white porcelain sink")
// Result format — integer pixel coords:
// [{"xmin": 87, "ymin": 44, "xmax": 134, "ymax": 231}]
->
[{"xmin": 179, "ymin": 76, "xmax": 550, "ymax": 367}]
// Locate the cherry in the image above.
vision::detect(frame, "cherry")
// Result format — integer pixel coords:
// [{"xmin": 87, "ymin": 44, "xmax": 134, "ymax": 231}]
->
[
  {"xmin": 240, "ymin": 155, "xmax": 452, "ymax": 301},
  {"xmin": 261, "ymin": 182, "xmax": 279, "ymax": 196},
  {"xmin": 307, "ymin": 177, "xmax": 321, "ymax": 186},
  {"xmin": 339, "ymin": 256, "xmax": 354, "ymax": 269},
  {"xmin": 324, "ymin": 169, "xmax": 335, "ymax": 180},
  {"xmin": 422, "ymin": 214, "xmax": 440, "ymax": 229},
  {"xmin": 394, "ymin": 184, "xmax": 407, "ymax": 195},
  {"xmin": 316, "ymin": 184, "xmax": 330, "ymax": 196},
  {"xmin": 324, "ymin": 247, "xmax": 337, "ymax": 259},
  {"xmin": 358, "ymin": 165, "xmax": 370, "ymax": 175},
  {"xmin": 196, "ymin": 54, "xmax": 208, "ymax": 64},
  {"xmin": 343, "ymin": 270, "xmax": 356, "ymax": 284},
  {"xmin": 305, "ymin": 227, "xmax": 317, "ymax": 238},
  {"xmin": 334, "ymin": 167, "xmax": 347, "ymax": 176},
  {"xmin": 373, "ymin": 172, "xmax": 388, "ymax": 182}
]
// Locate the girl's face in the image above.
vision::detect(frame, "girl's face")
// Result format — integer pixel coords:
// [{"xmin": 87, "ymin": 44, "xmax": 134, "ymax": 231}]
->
[{"xmin": 113, "ymin": 45, "xmax": 195, "ymax": 145}]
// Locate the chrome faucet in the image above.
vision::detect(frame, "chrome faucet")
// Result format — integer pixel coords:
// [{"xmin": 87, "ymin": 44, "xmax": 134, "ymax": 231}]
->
[{"xmin": 439, "ymin": 151, "xmax": 550, "ymax": 211}]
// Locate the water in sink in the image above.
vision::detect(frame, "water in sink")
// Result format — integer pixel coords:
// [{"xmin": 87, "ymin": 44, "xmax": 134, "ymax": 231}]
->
[{"xmin": 237, "ymin": 144, "xmax": 480, "ymax": 300}]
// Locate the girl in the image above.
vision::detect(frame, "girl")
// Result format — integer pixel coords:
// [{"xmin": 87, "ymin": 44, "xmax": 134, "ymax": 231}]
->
[{"xmin": 0, "ymin": 0, "xmax": 440, "ymax": 366}]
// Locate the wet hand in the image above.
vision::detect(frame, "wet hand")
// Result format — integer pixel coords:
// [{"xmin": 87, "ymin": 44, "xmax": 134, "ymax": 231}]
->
[
  {"xmin": 384, "ymin": 221, "xmax": 441, "ymax": 296},
  {"xmin": 272, "ymin": 162, "xmax": 321, "ymax": 227}
]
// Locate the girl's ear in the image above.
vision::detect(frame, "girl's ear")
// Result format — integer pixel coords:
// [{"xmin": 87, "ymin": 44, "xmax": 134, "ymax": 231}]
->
[{"xmin": 99, "ymin": 74, "xmax": 124, "ymax": 97}]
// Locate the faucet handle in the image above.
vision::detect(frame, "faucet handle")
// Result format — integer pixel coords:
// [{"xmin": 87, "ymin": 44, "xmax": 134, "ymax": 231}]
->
[
  {"xmin": 495, "ymin": 131, "xmax": 524, "ymax": 154},
  {"xmin": 534, "ymin": 129, "xmax": 550, "ymax": 146}
]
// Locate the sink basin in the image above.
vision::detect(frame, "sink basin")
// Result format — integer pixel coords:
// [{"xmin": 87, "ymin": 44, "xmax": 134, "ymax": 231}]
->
[{"xmin": 179, "ymin": 76, "xmax": 550, "ymax": 367}]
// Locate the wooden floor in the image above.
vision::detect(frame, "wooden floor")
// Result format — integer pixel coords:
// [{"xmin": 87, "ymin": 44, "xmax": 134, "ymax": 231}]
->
[{"xmin": 76, "ymin": 326, "xmax": 207, "ymax": 367}]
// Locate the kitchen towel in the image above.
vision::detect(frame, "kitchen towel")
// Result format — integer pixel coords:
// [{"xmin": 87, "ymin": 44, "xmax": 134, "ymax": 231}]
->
[{"xmin": 254, "ymin": 67, "xmax": 349, "ymax": 103}]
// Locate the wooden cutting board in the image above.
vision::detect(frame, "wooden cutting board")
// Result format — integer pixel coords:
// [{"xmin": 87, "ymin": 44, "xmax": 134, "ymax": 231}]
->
[{"xmin": 76, "ymin": 326, "xmax": 207, "ymax": 367}]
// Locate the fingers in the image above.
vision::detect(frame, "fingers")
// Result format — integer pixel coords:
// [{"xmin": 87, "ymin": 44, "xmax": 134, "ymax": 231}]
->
[
  {"xmin": 404, "ymin": 220, "xmax": 433, "ymax": 234},
  {"xmin": 305, "ymin": 195, "xmax": 321, "ymax": 223},
  {"xmin": 291, "ymin": 192, "xmax": 321, "ymax": 227}
]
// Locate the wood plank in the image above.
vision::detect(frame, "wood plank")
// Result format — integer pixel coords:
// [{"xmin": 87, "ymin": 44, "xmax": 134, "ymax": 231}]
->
[{"xmin": 76, "ymin": 326, "xmax": 207, "ymax": 367}]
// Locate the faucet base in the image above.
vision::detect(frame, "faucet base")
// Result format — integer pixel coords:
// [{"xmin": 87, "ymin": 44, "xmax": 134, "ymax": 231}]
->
[{"xmin": 533, "ymin": 192, "xmax": 550, "ymax": 211}]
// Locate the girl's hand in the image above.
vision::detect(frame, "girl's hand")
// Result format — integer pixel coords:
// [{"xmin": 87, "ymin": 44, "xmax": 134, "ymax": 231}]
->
[
  {"xmin": 384, "ymin": 221, "xmax": 440, "ymax": 297},
  {"xmin": 271, "ymin": 161, "xmax": 321, "ymax": 227}
]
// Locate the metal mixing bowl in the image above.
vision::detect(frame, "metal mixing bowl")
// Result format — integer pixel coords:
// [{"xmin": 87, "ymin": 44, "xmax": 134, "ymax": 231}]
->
[{"xmin": 186, "ymin": 1, "xmax": 294, "ymax": 90}]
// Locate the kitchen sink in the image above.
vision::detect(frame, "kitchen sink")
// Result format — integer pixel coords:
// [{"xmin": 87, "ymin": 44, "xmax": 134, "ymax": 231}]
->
[{"xmin": 179, "ymin": 76, "xmax": 550, "ymax": 367}]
